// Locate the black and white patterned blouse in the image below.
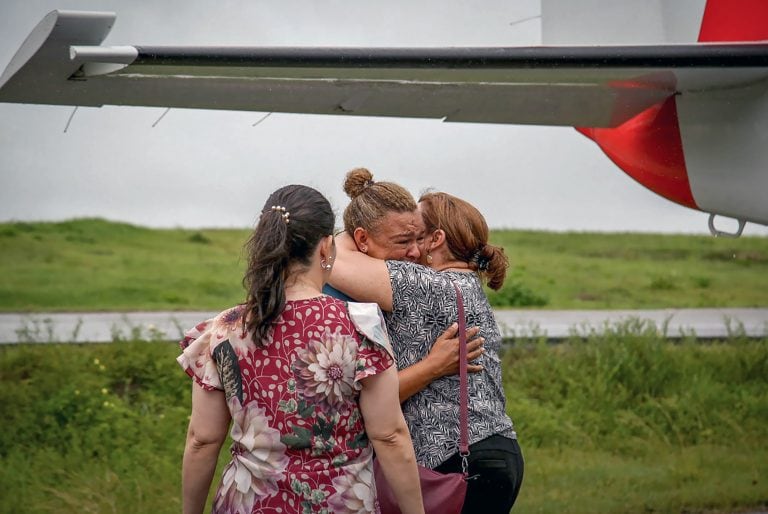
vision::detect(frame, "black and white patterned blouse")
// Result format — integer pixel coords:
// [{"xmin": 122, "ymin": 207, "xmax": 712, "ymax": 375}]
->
[{"xmin": 385, "ymin": 260, "xmax": 517, "ymax": 469}]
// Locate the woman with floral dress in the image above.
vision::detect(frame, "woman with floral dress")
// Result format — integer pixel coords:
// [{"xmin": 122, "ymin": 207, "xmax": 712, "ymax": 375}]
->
[{"xmin": 177, "ymin": 184, "xmax": 424, "ymax": 514}]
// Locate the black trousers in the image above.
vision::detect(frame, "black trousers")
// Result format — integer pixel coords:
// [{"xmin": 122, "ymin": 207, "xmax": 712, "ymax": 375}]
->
[{"xmin": 433, "ymin": 434, "xmax": 524, "ymax": 514}]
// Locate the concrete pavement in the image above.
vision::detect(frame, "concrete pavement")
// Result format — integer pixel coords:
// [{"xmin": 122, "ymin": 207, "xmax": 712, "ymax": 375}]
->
[{"xmin": 1, "ymin": 308, "xmax": 767, "ymax": 343}]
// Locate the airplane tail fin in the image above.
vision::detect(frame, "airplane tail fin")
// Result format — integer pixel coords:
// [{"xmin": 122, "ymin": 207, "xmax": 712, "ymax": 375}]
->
[
  {"xmin": 578, "ymin": 0, "xmax": 768, "ymax": 214},
  {"xmin": 698, "ymin": 0, "xmax": 768, "ymax": 42},
  {"xmin": 576, "ymin": 97, "xmax": 695, "ymax": 210}
]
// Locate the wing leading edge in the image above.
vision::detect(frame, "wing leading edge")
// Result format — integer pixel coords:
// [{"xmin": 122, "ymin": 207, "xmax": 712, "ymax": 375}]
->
[
  {"xmin": 4, "ymin": 9, "xmax": 768, "ymax": 230},
  {"xmin": 1, "ymin": 10, "xmax": 767, "ymax": 128}
]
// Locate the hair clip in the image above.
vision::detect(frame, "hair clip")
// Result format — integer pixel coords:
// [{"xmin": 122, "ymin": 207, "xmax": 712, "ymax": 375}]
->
[
  {"xmin": 471, "ymin": 248, "xmax": 490, "ymax": 271},
  {"xmin": 270, "ymin": 205, "xmax": 291, "ymax": 224}
]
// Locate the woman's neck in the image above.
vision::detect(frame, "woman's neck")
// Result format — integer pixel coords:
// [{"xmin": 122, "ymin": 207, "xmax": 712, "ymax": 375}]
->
[
  {"xmin": 284, "ymin": 272, "xmax": 324, "ymax": 301},
  {"xmin": 431, "ymin": 259, "xmax": 471, "ymax": 273}
]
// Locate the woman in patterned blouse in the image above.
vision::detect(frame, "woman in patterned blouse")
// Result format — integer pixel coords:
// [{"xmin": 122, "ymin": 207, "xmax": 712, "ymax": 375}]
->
[
  {"xmin": 328, "ymin": 167, "xmax": 487, "ymax": 402},
  {"xmin": 329, "ymin": 190, "xmax": 525, "ymax": 514},
  {"xmin": 177, "ymin": 184, "xmax": 425, "ymax": 514}
]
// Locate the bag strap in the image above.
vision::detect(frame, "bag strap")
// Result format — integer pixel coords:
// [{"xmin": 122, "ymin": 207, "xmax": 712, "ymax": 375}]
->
[{"xmin": 451, "ymin": 281, "xmax": 470, "ymax": 476}]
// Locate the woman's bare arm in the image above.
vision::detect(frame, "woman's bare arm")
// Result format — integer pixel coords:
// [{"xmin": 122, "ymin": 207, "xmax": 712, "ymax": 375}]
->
[
  {"xmin": 182, "ymin": 382, "xmax": 231, "ymax": 514},
  {"xmin": 333, "ymin": 232, "xmax": 486, "ymax": 401},
  {"xmin": 329, "ymin": 232, "xmax": 394, "ymax": 311},
  {"xmin": 359, "ymin": 365, "xmax": 425, "ymax": 514},
  {"xmin": 397, "ymin": 323, "xmax": 485, "ymax": 403}
]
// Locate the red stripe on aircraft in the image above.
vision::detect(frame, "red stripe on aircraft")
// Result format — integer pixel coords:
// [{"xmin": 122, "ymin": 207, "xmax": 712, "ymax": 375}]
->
[
  {"xmin": 577, "ymin": 96, "xmax": 697, "ymax": 209},
  {"xmin": 577, "ymin": 0, "xmax": 768, "ymax": 212},
  {"xmin": 698, "ymin": 0, "xmax": 768, "ymax": 42}
]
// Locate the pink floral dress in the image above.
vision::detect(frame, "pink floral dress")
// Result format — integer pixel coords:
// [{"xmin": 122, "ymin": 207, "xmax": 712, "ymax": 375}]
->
[{"xmin": 177, "ymin": 296, "xmax": 395, "ymax": 514}]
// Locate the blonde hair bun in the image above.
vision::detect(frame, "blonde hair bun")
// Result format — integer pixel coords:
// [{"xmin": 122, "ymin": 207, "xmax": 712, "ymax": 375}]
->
[{"xmin": 343, "ymin": 168, "xmax": 374, "ymax": 199}]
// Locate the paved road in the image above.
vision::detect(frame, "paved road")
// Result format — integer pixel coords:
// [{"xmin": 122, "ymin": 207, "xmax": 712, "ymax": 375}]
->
[{"xmin": 1, "ymin": 308, "xmax": 767, "ymax": 343}]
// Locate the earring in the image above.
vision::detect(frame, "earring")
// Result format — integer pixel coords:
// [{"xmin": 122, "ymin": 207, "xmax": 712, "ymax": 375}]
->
[
  {"xmin": 360, "ymin": 246, "xmax": 368, "ymax": 253},
  {"xmin": 426, "ymin": 252, "xmax": 433, "ymax": 264},
  {"xmin": 321, "ymin": 259, "xmax": 332, "ymax": 271}
]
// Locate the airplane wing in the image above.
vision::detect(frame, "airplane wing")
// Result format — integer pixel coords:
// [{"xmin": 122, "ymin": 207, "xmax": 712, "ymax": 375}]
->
[
  {"xmin": 1, "ymin": 10, "xmax": 767, "ymax": 129},
  {"xmin": 2, "ymin": 8, "xmax": 768, "ymax": 232}
]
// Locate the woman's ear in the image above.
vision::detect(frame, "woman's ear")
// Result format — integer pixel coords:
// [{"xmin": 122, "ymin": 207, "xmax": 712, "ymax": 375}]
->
[
  {"xmin": 431, "ymin": 229, "xmax": 446, "ymax": 249},
  {"xmin": 423, "ymin": 229, "xmax": 445, "ymax": 255},
  {"xmin": 328, "ymin": 235, "xmax": 337, "ymax": 262},
  {"xmin": 352, "ymin": 227, "xmax": 370, "ymax": 253},
  {"xmin": 320, "ymin": 235, "xmax": 335, "ymax": 261}
]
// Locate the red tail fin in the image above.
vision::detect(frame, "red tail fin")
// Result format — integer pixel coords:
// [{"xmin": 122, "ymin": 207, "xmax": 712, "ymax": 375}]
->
[
  {"xmin": 577, "ymin": 97, "xmax": 695, "ymax": 209},
  {"xmin": 577, "ymin": 0, "xmax": 768, "ymax": 212},
  {"xmin": 698, "ymin": 0, "xmax": 768, "ymax": 42}
]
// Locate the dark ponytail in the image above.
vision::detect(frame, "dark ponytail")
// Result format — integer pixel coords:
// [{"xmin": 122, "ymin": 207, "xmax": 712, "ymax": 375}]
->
[{"xmin": 242, "ymin": 185, "xmax": 334, "ymax": 345}]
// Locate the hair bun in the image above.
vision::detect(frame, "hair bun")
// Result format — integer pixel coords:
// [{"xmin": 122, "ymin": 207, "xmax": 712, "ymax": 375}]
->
[{"xmin": 343, "ymin": 167, "xmax": 374, "ymax": 199}]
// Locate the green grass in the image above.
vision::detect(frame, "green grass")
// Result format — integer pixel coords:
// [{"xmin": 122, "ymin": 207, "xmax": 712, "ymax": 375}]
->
[
  {"xmin": 0, "ymin": 219, "xmax": 246, "ymax": 311},
  {"xmin": 489, "ymin": 230, "xmax": 768, "ymax": 308},
  {"xmin": 503, "ymin": 322, "xmax": 768, "ymax": 513},
  {"xmin": 1, "ymin": 325, "xmax": 766, "ymax": 513},
  {"xmin": 2, "ymin": 218, "xmax": 765, "ymax": 513},
  {"xmin": 1, "ymin": 218, "xmax": 767, "ymax": 311}
]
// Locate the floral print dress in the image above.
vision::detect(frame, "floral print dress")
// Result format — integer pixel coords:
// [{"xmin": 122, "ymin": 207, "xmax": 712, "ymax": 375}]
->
[{"xmin": 177, "ymin": 296, "xmax": 395, "ymax": 514}]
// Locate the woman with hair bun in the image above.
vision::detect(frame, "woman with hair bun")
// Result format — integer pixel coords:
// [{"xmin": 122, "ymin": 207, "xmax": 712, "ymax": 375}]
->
[
  {"xmin": 329, "ymin": 190, "xmax": 525, "ymax": 514},
  {"xmin": 342, "ymin": 167, "xmax": 422, "ymax": 262},
  {"xmin": 177, "ymin": 184, "xmax": 424, "ymax": 514},
  {"xmin": 327, "ymin": 168, "xmax": 487, "ymax": 403}
]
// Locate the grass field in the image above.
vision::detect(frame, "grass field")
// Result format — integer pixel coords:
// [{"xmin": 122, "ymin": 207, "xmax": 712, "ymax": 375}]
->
[
  {"xmin": 0, "ymin": 218, "xmax": 767, "ymax": 311},
  {"xmin": 0, "ymin": 325, "xmax": 766, "ymax": 513},
  {"xmin": 1, "ymin": 218, "xmax": 767, "ymax": 513}
]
